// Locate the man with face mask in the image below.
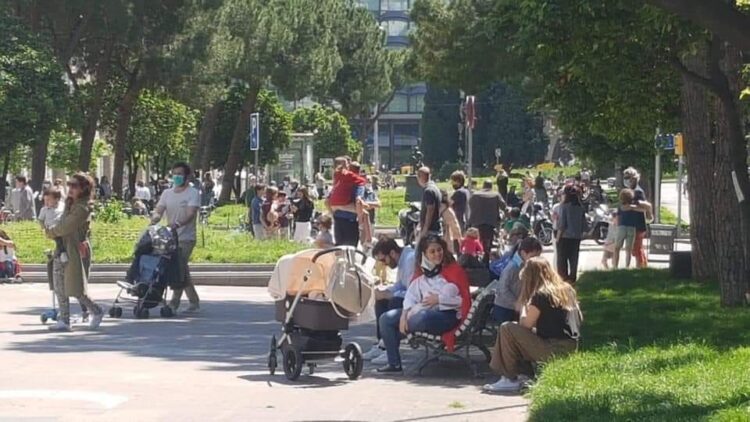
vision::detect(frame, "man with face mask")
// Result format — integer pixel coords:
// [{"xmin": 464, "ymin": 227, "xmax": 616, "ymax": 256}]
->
[
  {"xmin": 152, "ymin": 162, "xmax": 201, "ymax": 313},
  {"xmin": 362, "ymin": 236, "xmax": 416, "ymax": 363}
]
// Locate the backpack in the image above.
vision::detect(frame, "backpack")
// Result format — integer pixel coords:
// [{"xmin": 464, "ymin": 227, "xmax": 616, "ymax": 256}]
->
[{"xmin": 489, "ymin": 251, "xmax": 514, "ymax": 278}]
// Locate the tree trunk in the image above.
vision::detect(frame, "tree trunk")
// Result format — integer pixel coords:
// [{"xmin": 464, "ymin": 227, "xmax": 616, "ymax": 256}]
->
[
  {"xmin": 191, "ymin": 101, "xmax": 222, "ymax": 172},
  {"xmin": 111, "ymin": 73, "xmax": 143, "ymax": 199},
  {"xmin": 0, "ymin": 151, "xmax": 10, "ymax": 202},
  {"xmin": 30, "ymin": 133, "xmax": 49, "ymax": 193},
  {"xmin": 219, "ymin": 87, "xmax": 258, "ymax": 203},
  {"xmin": 78, "ymin": 61, "xmax": 110, "ymax": 171}
]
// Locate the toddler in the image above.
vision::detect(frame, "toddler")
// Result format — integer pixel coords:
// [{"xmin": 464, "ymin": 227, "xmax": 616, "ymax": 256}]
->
[
  {"xmin": 601, "ymin": 211, "xmax": 618, "ymax": 269},
  {"xmin": 314, "ymin": 214, "xmax": 334, "ymax": 249},
  {"xmin": 38, "ymin": 189, "xmax": 67, "ymax": 263},
  {"xmin": 0, "ymin": 229, "xmax": 17, "ymax": 279},
  {"xmin": 460, "ymin": 227, "xmax": 484, "ymax": 257}
]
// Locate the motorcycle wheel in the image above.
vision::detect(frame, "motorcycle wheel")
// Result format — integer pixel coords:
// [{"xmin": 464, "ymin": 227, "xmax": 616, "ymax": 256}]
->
[
  {"xmin": 538, "ymin": 224, "xmax": 554, "ymax": 247},
  {"xmin": 595, "ymin": 224, "xmax": 609, "ymax": 245}
]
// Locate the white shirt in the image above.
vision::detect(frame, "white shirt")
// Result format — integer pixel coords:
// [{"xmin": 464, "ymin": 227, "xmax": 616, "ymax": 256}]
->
[
  {"xmin": 551, "ymin": 203, "xmax": 562, "ymax": 230},
  {"xmin": 134, "ymin": 186, "xmax": 151, "ymax": 201},
  {"xmin": 38, "ymin": 203, "xmax": 65, "ymax": 229},
  {"xmin": 403, "ymin": 273, "xmax": 462, "ymax": 319},
  {"xmin": 156, "ymin": 186, "xmax": 200, "ymax": 241}
]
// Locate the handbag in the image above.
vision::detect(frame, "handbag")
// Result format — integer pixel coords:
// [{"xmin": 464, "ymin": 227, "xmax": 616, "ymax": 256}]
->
[{"xmin": 326, "ymin": 255, "xmax": 373, "ymax": 316}]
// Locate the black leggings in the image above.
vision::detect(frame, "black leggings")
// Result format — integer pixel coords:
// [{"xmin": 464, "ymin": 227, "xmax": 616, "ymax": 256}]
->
[
  {"xmin": 557, "ymin": 238, "xmax": 581, "ymax": 283},
  {"xmin": 334, "ymin": 215, "xmax": 359, "ymax": 247}
]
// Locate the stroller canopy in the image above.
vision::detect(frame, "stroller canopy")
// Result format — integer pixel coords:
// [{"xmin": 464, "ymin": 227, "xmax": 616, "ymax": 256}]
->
[{"xmin": 268, "ymin": 249, "xmax": 338, "ymax": 299}]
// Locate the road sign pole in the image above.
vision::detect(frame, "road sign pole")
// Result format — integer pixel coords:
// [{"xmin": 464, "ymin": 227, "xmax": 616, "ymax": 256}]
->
[
  {"xmin": 677, "ymin": 154, "xmax": 683, "ymax": 230},
  {"xmin": 654, "ymin": 128, "xmax": 662, "ymax": 224},
  {"xmin": 255, "ymin": 149, "xmax": 259, "ymax": 180},
  {"xmin": 467, "ymin": 125, "xmax": 473, "ymax": 188}
]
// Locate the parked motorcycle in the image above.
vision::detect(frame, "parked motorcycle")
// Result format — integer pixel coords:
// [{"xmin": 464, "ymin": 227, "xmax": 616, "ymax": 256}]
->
[
  {"xmin": 531, "ymin": 202, "xmax": 555, "ymax": 246},
  {"xmin": 585, "ymin": 203, "xmax": 610, "ymax": 245},
  {"xmin": 398, "ymin": 202, "xmax": 421, "ymax": 246}
]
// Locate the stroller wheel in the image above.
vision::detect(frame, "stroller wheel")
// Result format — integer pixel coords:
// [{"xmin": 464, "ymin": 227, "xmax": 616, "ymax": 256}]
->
[
  {"xmin": 343, "ymin": 343, "xmax": 364, "ymax": 380},
  {"xmin": 40, "ymin": 314, "xmax": 48, "ymax": 324},
  {"xmin": 268, "ymin": 336, "xmax": 278, "ymax": 375},
  {"xmin": 108, "ymin": 308, "xmax": 116, "ymax": 318},
  {"xmin": 114, "ymin": 307, "xmax": 123, "ymax": 318},
  {"xmin": 282, "ymin": 345, "xmax": 303, "ymax": 381},
  {"xmin": 160, "ymin": 307, "xmax": 174, "ymax": 318}
]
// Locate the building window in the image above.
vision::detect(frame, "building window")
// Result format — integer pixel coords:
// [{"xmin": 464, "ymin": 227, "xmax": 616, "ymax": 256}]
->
[
  {"xmin": 382, "ymin": 0, "xmax": 409, "ymax": 11},
  {"xmin": 409, "ymin": 94, "xmax": 424, "ymax": 113},
  {"xmin": 361, "ymin": 0, "xmax": 379, "ymax": 12},
  {"xmin": 386, "ymin": 93, "xmax": 409, "ymax": 113},
  {"xmin": 384, "ymin": 19, "xmax": 409, "ymax": 37}
]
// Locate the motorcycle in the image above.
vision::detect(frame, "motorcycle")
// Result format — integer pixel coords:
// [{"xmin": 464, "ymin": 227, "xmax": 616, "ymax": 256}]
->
[
  {"xmin": 398, "ymin": 201, "xmax": 421, "ymax": 246},
  {"xmin": 585, "ymin": 203, "xmax": 610, "ymax": 245},
  {"xmin": 531, "ymin": 202, "xmax": 555, "ymax": 246}
]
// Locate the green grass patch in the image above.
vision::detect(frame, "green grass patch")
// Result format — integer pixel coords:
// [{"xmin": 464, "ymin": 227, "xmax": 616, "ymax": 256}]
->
[
  {"xmin": 528, "ymin": 269, "xmax": 750, "ymax": 421},
  {"xmin": 3, "ymin": 204, "xmax": 306, "ymax": 264}
]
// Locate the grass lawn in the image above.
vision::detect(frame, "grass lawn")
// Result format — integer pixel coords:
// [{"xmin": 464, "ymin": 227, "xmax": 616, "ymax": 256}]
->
[
  {"xmin": 528, "ymin": 269, "xmax": 750, "ymax": 421},
  {"xmin": 3, "ymin": 204, "xmax": 306, "ymax": 264}
]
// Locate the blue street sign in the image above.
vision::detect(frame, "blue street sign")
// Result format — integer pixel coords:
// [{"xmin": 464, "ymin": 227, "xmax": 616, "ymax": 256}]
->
[
  {"xmin": 248, "ymin": 113, "xmax": 260, "ymax": 151},
  {"xmin": 655, "ymin": 133, "xmax": 675, "ymax": 150}
]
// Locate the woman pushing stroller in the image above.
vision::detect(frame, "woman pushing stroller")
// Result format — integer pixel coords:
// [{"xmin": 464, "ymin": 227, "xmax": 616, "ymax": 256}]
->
[{"xmin": 377, "ymin": 235, "xmax": 471, "ymax": 373}]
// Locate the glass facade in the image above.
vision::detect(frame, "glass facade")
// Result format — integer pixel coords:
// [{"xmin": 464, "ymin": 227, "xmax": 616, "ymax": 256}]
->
[
  {"xmin": 384, "ymin": 19, "xmax": 409, "ymax": 37},
  {"xmin": 382, "ymin": 0, "xmax": 409, "ymax": 12}
]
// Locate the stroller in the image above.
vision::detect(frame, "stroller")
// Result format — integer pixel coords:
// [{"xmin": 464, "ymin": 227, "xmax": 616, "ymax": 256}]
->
[
  {"xmin": 109, "ymin": 225, "xmax": 181, "ymax": 319},
  {"xmin": 267, "ymin": 247, "xmax": 375, "ymax": 381},
  {"xmin": 0, "ymin": 247, "xmax": 22, "ymax": 284}
]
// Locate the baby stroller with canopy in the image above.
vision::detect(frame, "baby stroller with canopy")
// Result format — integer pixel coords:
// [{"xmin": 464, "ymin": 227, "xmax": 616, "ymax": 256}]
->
[
  {"xmin": 267, "ymin": 247, "xmax": 375, "ymax": 381},
  {"xmin": 109, "ymin": 225, "xmax": 181, "ymax": 319}
]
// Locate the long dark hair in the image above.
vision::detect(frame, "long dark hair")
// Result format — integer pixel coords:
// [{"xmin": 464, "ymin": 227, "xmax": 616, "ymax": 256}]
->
[
  {"xmin": 416, "ymin": 234, "xmax": 456, "ymax": 272},
  {"xmin": 65, "ymin": 172, "xmax": 95, "ymax": 210}
]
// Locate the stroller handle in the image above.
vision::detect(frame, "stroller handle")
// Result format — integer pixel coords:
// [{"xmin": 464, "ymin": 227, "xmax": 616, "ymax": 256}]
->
[{"xmin": 311, "ymin": 246, "xmax": 368, "ymax": 265}]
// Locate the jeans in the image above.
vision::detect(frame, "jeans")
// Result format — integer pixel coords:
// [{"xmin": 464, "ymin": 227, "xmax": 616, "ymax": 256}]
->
[
  {"xmin": 1, "ymin": 260, "xmax": 15, "ymax": 278},
  {"xmin": 374, "ymin": 296, "xmax": 404, "ymax": 340},
  {"xmin": 253, "ymin": 224, "xmax": 265, "ymax": 240},
  {"xmin": 379, "ymin": 308, "xmax": 458, "ymax": 367},
  {"xmin": 491, "ymin": 305, "xmax": 517, "ymax": 324},
  {"xmin": 556, "ymin": 238, "xmax": 581, "ymax": 283},
  {"xmin": 334, "ymin": 212, "xmax": 359, "ymax": 247}
]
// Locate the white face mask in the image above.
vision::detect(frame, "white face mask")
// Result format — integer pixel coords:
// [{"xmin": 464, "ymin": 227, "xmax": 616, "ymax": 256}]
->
[{"xmin": 421, "ymin": 254, "xmax": 437, "ymax": 271}]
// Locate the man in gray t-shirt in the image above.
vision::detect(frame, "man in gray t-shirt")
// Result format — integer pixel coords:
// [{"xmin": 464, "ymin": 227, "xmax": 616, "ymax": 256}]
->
[{"xmin": 152, "ymin": 162, "xmax": 201, "ymax": 313}]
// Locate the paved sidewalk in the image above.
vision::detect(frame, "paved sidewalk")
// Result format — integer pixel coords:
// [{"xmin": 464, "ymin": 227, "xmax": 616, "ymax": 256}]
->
[{"xmin": 0, "ymin": 284, "xmax": 528, "ymax": 422}]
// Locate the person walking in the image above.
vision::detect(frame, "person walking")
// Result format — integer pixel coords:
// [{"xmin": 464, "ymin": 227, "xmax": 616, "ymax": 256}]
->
[
  {"xmin": 416, "ymin": 167, "xmax": 442, "ymax": 241},
  {"xmin": 468, "ymin": 180, "xmax": 507, "ymax": 266},
  {"xmin": 496, "ymin": 167, "xmax": 509, "ymax": 201},
  {"xmin": 11, "ymin": 176, "xmax": 36, "ymax": 221},
  {"xmin": 151, "ymin": 162, "xmax": 201, "ymax": 313},
  {"xmin": 98, "ymin": 176, "xmax": 112, "ymax": 200},
  {"xmin": 201, "ymin": 173, "xmax": 215, "ymax": 206},
  {"xmin": 555, "ymin": 186, "xmax": 586, "ymax": 283},
  {"xmin": 46, "ymin": 173, "xmax": 104, "ymax": 332}
]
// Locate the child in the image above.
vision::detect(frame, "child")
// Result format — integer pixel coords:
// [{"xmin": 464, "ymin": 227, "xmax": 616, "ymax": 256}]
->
[
  {"xmin": 276, "ymin": 191, "xmax": 291, "ymax": 240},
  {"xmin": 601, "ymin": 211, "xmax": 618, "ymax": 269},
  {"xmin": 314, "ymin": 214, "xmax": 334, "ymax": 249},
  {"xmin": 460, "ymin": 227, "xmax": 484, "ymax": 257},
  {"xmin": 262, "ymin": 186, "xmax": 280, "ymax": 238},
  {"xmin": 38, "ymin": 189, "xmax": 67, "ymax": 263},
  {"xmin": 0, "ymin": 229, "xmax": 17, "ymax": 279}
]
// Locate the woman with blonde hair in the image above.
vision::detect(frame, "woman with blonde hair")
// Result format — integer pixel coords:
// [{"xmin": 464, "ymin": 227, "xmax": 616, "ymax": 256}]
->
[{"xmin": 484, "ymin": 257, "xmax": 580, "ymax": 392}]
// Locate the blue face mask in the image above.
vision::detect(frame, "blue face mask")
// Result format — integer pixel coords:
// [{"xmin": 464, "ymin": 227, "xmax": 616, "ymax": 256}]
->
[{"xmin": 172, "ymin": 175, "xmax": 185, "ymax": 187}]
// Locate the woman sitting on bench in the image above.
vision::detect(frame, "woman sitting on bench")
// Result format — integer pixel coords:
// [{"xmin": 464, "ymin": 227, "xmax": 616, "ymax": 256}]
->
[
  {"xmin": 377, "ymin": 235, "xmax": 471, "ymax": 374},
  {"xmin": 484, "ymin": 257, "xmax": 580, "ymax": 392}
]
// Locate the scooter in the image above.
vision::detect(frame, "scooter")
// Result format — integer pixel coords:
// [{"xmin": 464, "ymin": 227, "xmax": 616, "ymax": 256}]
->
[
  {"xmin": 585, "ymin": 203, "xmax": 610, "ymax": 245},
  {"xmin": 398, "ymin": 202, "xmax": 421, "ymax": 246}
]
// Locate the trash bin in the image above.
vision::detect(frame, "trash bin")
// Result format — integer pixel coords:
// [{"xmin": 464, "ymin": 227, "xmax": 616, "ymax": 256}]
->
[{"xmin": 670, "ymin": 251, "xmax": 692, "ymax": 279}]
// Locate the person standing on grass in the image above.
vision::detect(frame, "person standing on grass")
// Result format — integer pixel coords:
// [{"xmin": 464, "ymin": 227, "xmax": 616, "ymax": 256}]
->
[
  {"xmin": 468, "ymin": 180, "xmax": 507, "ymax": 267},
  {"xmin": 11, "ymin": 176, "xmax": 35, "ymax": 221},
  {"xmin": 416, "ymin": 167, "xmax": 442, "ymax": 241},
  {"xmin": 291, "ymin": 186, "xmax": 314, "ymax": 242},
  {"xmin": 151, "ymin": 162, "xmax": 201, "ymax": 313},
  {"xmin": 484, "ymin": 257, "xmax": 580, "ymax": 393},
  {"xmin": 450, "ymin": 171, "xmax": 470, "ymax": 232},
  {"xmin": 250, "ymin": 183, "xmax": 266, "ymax": 240},
  {"xmin": 623, "ymin": 167, "xmax": 652, "ymax": 268},
  {"xmin": 45, "ymin": 173, "xmax": 105, "ymax": 332},
  {"xmin": 556, "ymin": 185, "xmax": 586, "ymax": 284}
]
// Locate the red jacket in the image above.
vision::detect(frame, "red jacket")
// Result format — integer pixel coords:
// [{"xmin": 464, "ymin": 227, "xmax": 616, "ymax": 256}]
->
[
  {"xmin": 412, "ymin": 261, "xmax": 472, "ymax": 352},
  {"xmin": 329, "ymin": 169, "xmax": 365, "ymax": 206}
]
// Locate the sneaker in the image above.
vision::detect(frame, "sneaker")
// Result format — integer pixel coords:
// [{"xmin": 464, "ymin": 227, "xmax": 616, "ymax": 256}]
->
[
  {"xmin": 184, "ymin": 303, "xmax": 200, "ymax": 313},
  {"xmin": 362, "ymin": 344, "xmax": 385, "ymax": 361},
  {"xmin": 371, "ymin": 352, "xmax": 389, "ymax": 365},
  {"xmin": 482, "ymin": 376, "xmax": 522, "ymax": 393},
  {"xmin": 375, "ymin": 364, "xmax": 402, "ymax": 374},
  {"xmin": 48, "ymin": 320, "xmax": 72, "ymax": 332},
  {"xmin": 88, "ymin": 312, "xmax": 104, "ymax": 330}
]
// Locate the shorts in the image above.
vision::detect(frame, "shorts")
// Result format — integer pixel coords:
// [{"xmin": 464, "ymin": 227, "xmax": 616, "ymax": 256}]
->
[{"xmin": 615, "ymin": 226, "xmax": 636, "ymax": 250}]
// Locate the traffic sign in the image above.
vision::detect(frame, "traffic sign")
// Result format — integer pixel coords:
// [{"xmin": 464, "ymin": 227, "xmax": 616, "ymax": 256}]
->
[
  {"xmin": 655, "ymin": 133, "xmax": 675, "ymax": 150},
  {"xmin": 248, "ymin": 113, "xmax": 260, "ymax": 151},
  {"xmin": 494, "ymin": 148, "xmax": 502, "ymax": 158}
]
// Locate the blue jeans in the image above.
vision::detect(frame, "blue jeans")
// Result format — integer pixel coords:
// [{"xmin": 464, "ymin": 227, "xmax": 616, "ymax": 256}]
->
[
  {"xmin": 379, "ymin": 308, "xmax": 458, "ymax": 368},
  {"xmin": 1, "ymin": 260, "xmax": 15, "ymax": 278},
  {"xmin": 375, "ymin": 296, "xmax": 404, "ymax": 340},
  {"xmin": 491, "ymin": 305, "xmax": 518, "ymax": 324}
]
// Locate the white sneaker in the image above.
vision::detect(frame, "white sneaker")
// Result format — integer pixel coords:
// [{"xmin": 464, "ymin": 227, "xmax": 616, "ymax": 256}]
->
[
  {"xmin": 371, "ymin": 352, "xmax": 389, "ymax": 365},
  {"xmin": 89, "ymin": 312, "xmax": 104, "ymax": 330},
  {"xmin": 362, "ymin": 344, "xmax": 385, "ymax": 360},
  {"xmin": 482, "ymin": 376, "xmax": 522, "ymax": 393},
  {"xmin": 48, "ymin": 320, "xmax": 72, "ymax": 332}
]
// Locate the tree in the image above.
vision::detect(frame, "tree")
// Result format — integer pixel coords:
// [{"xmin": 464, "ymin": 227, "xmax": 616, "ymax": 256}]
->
[
  {"xmin": 420, "ymin": 85, "xmax": 461, "ymax": 168},
  {"xmin": 47, "ymin": 130, "xmax": 109, "ymax": 174},
  {"xmin": 0, "ymin": 15, "xmax": 66, "ymax": 197},
  {"xmin": 292, "ymin": 105, "xmax": 361, "ymax": 166},
  {"xmin": 210, "ymin": 0, "xmax": 343, "ymax": 203}
]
